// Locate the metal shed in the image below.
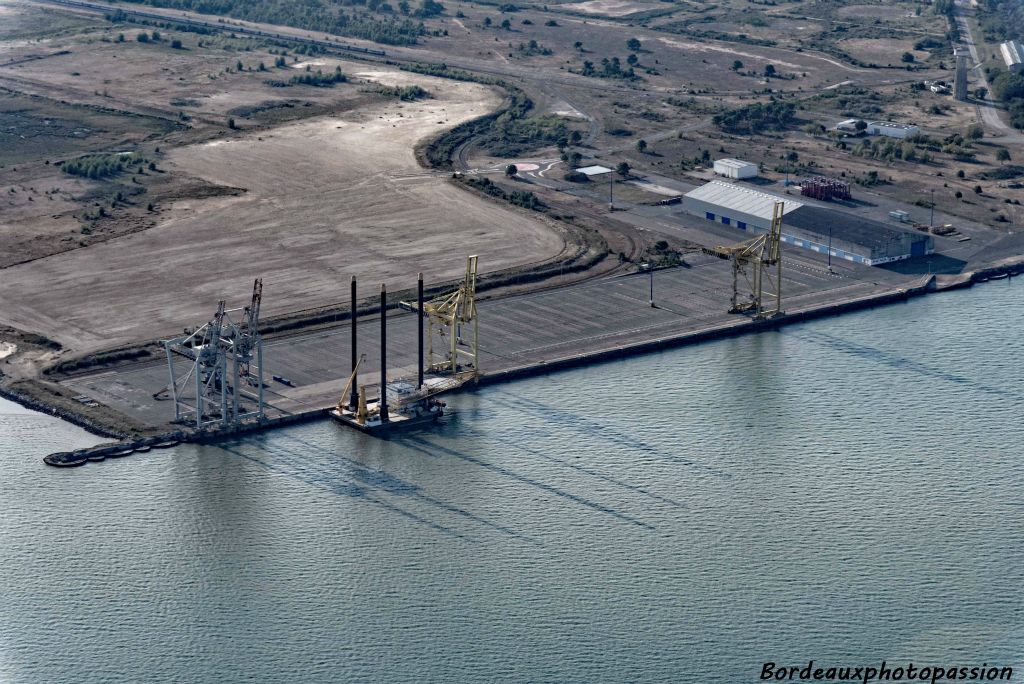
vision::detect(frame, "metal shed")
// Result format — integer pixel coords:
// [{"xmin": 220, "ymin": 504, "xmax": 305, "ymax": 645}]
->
[{"xmin": 713, "ymin": 158, "xmax": 759, "ymax": 179}]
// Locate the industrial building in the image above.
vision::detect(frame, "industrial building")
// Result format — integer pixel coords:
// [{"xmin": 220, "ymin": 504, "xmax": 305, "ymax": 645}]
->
[
  {"xmin": 1000, "ymin": 40, "xmax": 1023, "ymax": 73},
  {"xmin": 954, "ymin": 49, "xmax": 968, "ymax": 101},
  {"xmin": 682, "ymin": 181, "xmax": 934, "ymax": 266},
  {"xmin": 866, "ymin": 121, "xmax": 920, "ymax": 138},
  {"xmin": 713, "ymin": 158, "xmax": 758, "ymax": 179},
  {"xmin": 833, "ymin": 120, "xmax": 919, "ymax": 138}
]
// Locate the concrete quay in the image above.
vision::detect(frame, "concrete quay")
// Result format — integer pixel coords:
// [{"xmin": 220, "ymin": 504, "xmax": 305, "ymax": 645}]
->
[{"xmin": 60, "ymin": 250, "xmax": 926, "ymax": 431}]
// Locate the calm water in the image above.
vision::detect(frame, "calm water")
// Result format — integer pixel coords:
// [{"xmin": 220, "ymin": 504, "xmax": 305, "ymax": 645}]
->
[{"xmin": 2, "ymin": 280, "xmax": 1023, "ymax": 683}]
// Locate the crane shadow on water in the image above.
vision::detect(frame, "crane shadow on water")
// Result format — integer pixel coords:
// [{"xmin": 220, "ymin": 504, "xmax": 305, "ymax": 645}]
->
[
  {"xmin": 220, "ymin": 432, "xmax": 540, "ymax": 544},
  {"xmin": 486, "ymin": 389, "xmax": 733, "ymax": 481},
  {"xmin": 789, "ymin": 330, "xmax": 1022, "ymax": 401},
  {"xmin": 400, "ymin": 434, "xmax": 657, "ymax": 531},
  {"xmin": 279, "ymin": 433, "xmax": 541, "ymax": 544},
  {"xmin": 454, "ymin": 425, "xmax": 690, "ymax": 512},
  {"xmin": 220, "ymin": 439, "xmax": 468, "ymax": 540}
]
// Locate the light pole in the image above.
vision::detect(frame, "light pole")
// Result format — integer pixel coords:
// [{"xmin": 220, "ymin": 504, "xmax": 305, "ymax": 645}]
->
[
  {"xmin": 609, "ymin": 170, "xmax": 614, "ymax": 211},
  {"xmin": 649, "ymin": 267, "xmax": 654, "ymax": 307},
  {"xmin": 930, "ymin": 189, "xmax": 935, "ymax": 229},
  {"xmin": 827, "ymin": 224, "xmax": 833, "ymax": 271}
]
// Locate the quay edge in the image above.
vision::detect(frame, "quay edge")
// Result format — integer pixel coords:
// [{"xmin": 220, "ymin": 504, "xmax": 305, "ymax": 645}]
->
[{"xmin": 37, "ymin": 256, "xmax": 1024, "ymax": 466}]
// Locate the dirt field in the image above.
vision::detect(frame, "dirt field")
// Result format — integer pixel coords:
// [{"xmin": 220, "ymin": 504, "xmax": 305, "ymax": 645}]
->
[
  {"xmin": 559, "ymin": 0, "xmax": 664, "ymax": 17},
  {"xmin": 0, "ymin": 61, "xmax": 567, "ymax": 353},
  {"xmin": 838, "ymin": 38, "xmax": 928, "ymax": 67}
]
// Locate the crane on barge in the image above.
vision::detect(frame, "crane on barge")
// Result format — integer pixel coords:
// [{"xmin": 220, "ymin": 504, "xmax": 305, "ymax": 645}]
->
[{"xmin": 330, "ymin": 259, "xmax": 481, "ymax": 433}]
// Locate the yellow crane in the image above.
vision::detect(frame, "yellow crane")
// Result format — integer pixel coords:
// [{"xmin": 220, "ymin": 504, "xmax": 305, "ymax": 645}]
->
[
  {"xmin": 703, "ymin": 201, "xmax": 784, "ymax": 320},
  {"xmin": 336, "ymin": 354, "xmax": 366, "ymax": 415},
  {"xmin": 421, "ymin": 255, "xmax": 479, "ymax": 379}
]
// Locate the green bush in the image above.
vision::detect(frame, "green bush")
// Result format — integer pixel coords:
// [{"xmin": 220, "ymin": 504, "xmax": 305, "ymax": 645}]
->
[
  {"xmin": 373, "ymin": 84, "xmax": 429, "ymax": 100},
  {"xmin": 61, "ymin": 153, "xmax": 148, "ymax": 180},
  {"xmin": 713, "ymin": 101, "xmax": 796, "ymax": 134}
]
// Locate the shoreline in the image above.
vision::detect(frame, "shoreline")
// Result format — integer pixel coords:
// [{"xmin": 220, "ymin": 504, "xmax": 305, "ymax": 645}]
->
[{"xmin": 30, "ymin": 257, "xmax": 1024, "ymax": 466}]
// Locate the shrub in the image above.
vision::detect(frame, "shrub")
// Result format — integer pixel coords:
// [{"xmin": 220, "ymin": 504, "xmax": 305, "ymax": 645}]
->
[
  {"xmin": 713, "ymin": 101, "xmax": 796, "ymax": 134},
  {"xmin": 61, "ymin": 153, "xmax": 147, "ymax": 180}
]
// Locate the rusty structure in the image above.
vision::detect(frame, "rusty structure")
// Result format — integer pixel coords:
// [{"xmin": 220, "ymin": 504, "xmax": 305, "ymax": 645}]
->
[{"xmin": 799, "ymin": 176, "xmax": 851, "ymax": 202}]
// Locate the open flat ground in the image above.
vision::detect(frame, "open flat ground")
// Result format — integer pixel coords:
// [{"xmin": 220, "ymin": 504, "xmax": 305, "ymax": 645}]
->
[
  {"xmin": 0, "ymin": 2, "xmax": 569, "ymax": 354},
  {"xmin": 0, "ymin": 64, "xmax": 567, "ymax": 352}
]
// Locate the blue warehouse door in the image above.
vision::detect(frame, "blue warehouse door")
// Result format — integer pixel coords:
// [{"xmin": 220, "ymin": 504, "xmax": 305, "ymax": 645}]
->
[{"xmin": 911, "ymin": 240, "xmax": 926, "ymax": 257}]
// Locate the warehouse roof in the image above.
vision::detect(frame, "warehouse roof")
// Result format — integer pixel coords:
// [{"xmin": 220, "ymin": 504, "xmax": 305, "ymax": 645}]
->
[
  {"xmin": 685, "ymin": 181, "xmax": 803, "ymax": 221},
  {"xmin": 785, "ymin": 205, "xmax": 924, "ymax": 251},
  {"xmin": 575, "ymin": 165, "xmax": 611, "ymax": 176},
  {"xmin": 714, "ymin": 158, "xmax": 757, "ymax": 170},
  {"xmin": 868, "ymin": 121, "xmax": 918, "ymax": 131},
  {"xmin": 1000, "ymin": 40, "xmax": 1023, "ymax": 68}
]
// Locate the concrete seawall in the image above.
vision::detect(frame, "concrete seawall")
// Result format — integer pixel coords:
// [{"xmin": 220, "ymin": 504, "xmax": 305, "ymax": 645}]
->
[{"xmin": 478, "ymin": 275, "xmax": 938, "ymax": 386}]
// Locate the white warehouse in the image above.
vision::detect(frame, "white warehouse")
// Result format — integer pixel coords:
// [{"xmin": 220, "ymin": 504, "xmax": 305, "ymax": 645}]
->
[
  {"xmin": 1000, "ymin": 40, "xmax": 1024, "ymax": 74},
  {"xmin": 867, "ymin": 121, "xmax": 920, "ymax": 138},
  {"xmin": 682, "ymin": 181, "xmax": 933, "ymax": 266},
  {"xmin": 713, "ymin": 158, "xmax": 758, "ymax": 179}
]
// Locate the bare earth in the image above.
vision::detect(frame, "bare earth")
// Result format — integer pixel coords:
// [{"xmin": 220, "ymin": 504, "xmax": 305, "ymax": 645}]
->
[
  {"xmin": 558, "ymin": 0, "xmax": 663, "ymax": 17},
  {"xmin": 0, "ymin": 67, "xmax": 566, "ymax": 353}
]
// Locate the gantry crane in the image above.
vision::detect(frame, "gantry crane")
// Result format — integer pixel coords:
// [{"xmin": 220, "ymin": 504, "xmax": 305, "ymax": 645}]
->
[
  {"xmin": 703, "ymin": 201, "xmax": 784, "ymax": 320},
  {"xmin": 161, "ymin": 279, "xmax": 265, "ymax": 428},
  {"xmin": 422, "ymin": 255, "xmax": 479, "ymax": 379}
]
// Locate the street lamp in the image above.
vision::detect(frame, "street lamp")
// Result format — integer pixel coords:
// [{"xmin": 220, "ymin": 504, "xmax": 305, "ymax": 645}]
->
[
  {"xmin": 930, "ymin": 188, "xmax": 935, "ymax": 229},
  {"xmin": 827, "ymin": 224, "xmax": 833, "ymax": 271}
]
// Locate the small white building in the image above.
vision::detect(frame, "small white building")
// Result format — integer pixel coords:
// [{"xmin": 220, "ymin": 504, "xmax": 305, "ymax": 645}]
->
[
  {"xmin": 866, "ymin": 121, "xmax": 920, "ymax": 139},
  {"xmin": 835, "ymin": 118, "xmax": 863, "ymax": 132},
  {"xmin": 1000, "ymin": 40, "xmax": 1024, "ymax": 74},
  {"xmin": 713, "ymin": 158, "xmax": 758, "ymax": 179},
  {"xmin": 574, "ymin": 165, "xmax": 612, "ymax": 176}
]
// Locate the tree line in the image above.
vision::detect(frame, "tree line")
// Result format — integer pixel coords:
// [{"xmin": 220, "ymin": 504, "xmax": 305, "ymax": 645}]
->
[
  {"xmin": 124, "ymin": 0, "xmax": 430, "ymax": 45},
  {"xmin": 61, "ymin": 153, "xmax": 150, "ymax": 180},
  {"xmin": 713, "ymin": 101, "xmax": 796, "ymax": 134}
]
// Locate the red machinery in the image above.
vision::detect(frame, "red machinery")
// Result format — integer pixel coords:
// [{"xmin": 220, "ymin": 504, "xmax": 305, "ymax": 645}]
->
[{"xmin": 799, "ymin": 176, "xmax": 851, "ymax": 201}]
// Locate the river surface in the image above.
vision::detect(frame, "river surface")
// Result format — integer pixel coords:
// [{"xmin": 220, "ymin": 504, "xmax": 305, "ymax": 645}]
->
[{"xmin": 2, "ymin": 279, "xmax": 1023, "ymax": 683}]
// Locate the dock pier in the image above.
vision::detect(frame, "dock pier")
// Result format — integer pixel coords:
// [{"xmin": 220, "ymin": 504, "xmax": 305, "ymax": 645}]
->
[{"xmin": 38, "ymin": 253, "xmax": 1024, "ymax": 465}]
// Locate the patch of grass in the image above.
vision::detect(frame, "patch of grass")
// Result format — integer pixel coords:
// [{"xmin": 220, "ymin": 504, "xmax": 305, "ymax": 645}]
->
[
  {"xmin": 979, "ymin": 165, "xmax": 1024, "ymax": 181},
  {"xmin": 713, "ymin": 101, "xmax": 796, "ymax": 134},
  {"xmin": 464, "ymin": 177, "xmax": 545, "ymax": 210},
  {"xmin": 371, "ymin": 84, "xmax": 430, "ymax": 100},
  {"xmin": 61, "ymin": 152, "xmax": 148, "ymax": 180}
]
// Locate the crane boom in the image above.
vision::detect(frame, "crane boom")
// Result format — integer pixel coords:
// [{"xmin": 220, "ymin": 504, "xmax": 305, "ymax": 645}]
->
[{"xmin": 337, "ymin": 354, "xmax": 366, "ymax": 413}]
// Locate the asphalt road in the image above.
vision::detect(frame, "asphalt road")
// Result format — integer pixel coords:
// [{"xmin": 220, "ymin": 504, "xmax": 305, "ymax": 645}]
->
[{"xmin": 953, "ymin": 0, "xmax": 1024, "ymax": 144}]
